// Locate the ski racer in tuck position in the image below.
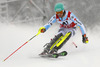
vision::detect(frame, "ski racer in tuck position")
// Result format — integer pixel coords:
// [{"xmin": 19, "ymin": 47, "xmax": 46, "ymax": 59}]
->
[{"xmin": 39, "ymin": 3, "xmax": 89, "ymax": 56}]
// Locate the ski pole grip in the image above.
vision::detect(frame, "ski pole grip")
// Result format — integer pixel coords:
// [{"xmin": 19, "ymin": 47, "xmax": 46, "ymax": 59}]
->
[{"xmin": 37, "ymin": 27, "xmax": 46, "ymax": 35}]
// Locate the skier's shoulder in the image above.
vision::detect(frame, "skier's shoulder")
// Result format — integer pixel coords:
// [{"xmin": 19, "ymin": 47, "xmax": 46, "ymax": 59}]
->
[{"xmin": 65, "ymin": 10, "xmax": 73, "ymax": 14}]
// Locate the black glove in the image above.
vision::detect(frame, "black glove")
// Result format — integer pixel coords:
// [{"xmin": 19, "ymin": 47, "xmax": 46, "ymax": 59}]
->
[{"xmin": 82, "ymin": 34, "xmax": 88, "ymax": 44}]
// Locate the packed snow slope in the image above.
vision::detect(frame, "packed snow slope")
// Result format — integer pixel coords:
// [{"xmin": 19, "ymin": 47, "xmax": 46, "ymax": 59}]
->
[{"xmin": 0, "ymin": 23, "xmax": 100, "ymax": 67}]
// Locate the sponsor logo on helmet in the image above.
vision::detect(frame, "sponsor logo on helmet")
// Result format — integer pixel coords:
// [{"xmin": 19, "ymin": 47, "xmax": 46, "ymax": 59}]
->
[{"xmin": 56, "ymin": 8, "xmax": 62, "ymax": 11}]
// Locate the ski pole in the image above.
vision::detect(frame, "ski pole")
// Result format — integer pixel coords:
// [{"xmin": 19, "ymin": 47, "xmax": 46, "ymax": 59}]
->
[
  {"xmin": 3, "ymin": 29, "xmax": 41, "ymax": 62},
  {"xmin": 72, "ymin": 42, "xmax": 77, "ymax": 48},
  {"xmin": 71, "ymin": 26, "xmax": 82, "ymax": 48},
  {"xmin": 72, "ymin": 26, "xmax": 83, "ymax": 48}
]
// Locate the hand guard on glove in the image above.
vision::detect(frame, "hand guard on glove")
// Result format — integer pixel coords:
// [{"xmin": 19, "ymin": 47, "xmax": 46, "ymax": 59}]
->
[{"xmin": 82, "ymin": 34, "xmax": 88, "ymax": 44}]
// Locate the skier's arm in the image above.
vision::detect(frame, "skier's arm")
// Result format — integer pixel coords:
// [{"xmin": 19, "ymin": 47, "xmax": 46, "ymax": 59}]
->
[
  {"xmin": 70, "ymin": 12, "xmax": 86, "ymax": 35},
  {"xmin": 70, "ymin": 12, "xmax": 88, "ymax": 43},
  {"xmin": 39, "ymin": 15, "xmax": 56, "ymax": 33},
  {"xmin": 44, "ymin": 15, "xmax": 56, "ymax": 30}
]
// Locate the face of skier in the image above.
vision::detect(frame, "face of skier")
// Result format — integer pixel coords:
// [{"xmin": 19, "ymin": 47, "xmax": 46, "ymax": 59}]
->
[{"xmin": 56, "ymin": 10, "xmax": 63, "ymax": 18}]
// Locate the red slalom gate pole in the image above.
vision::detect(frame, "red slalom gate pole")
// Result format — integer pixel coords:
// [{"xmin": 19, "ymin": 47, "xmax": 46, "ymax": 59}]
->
[{"xmin": 3, "ymin": 31, "xmax": 41, "ymax": 62}]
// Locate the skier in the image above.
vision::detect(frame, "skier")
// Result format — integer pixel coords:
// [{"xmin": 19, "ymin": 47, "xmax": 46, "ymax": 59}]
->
[{"xmin": 39, "ymin": 3, "xmax": 88, "ymax": 55}]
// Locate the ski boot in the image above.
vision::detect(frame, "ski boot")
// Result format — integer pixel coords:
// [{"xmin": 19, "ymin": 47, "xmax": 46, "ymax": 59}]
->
[
  {"xmin": 39, "ymin": 49, "xmax": 49, "ymax": 55},
  {"xmin": 49, "ymin": 46, "xmax": 58, "ymax": 54},
  {"xmin": 49, "ymin": 46, "xmax": 59, "ymax": 58}
]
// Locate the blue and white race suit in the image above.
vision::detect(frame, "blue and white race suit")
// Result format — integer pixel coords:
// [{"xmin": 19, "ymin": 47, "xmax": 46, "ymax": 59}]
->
[{"xmin": 44, "ymin": 10, "xmax": 86, "ymax": 37}]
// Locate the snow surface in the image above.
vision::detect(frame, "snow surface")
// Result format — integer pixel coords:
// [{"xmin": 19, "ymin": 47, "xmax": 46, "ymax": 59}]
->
[{"xmin": 0, "ymin": 23, "xmax": 100, "ymax": 67}]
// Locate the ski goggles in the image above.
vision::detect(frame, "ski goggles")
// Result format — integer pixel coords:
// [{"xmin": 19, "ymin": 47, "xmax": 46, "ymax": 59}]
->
[{"xmin": 56, "ymin": 10, "xmax": 63, "ymax": 15}]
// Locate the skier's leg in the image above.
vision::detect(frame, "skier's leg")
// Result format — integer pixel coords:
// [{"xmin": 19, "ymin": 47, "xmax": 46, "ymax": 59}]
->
[
  {"xmin": 55, "ymin": 32, "xmax": 72, "ymax": 50},
  {"xmin": 50, "ymin": 28, "xmax": 76, "ymax": 53},
  {"xmin": 40, "ymin": 33, "xmax": 63, "ymax": 55},
  {"xmin": 40, "ymin": 28, "xmax": 76, "ymax": 55},
  {"xmin": 45, "ymin": 33, "xmax": 63, "ymax": 52}
]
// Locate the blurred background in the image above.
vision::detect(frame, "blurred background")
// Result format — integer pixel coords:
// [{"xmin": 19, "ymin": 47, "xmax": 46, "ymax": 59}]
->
[
  {"xmin": 0, "ymin": 0, "xmax": 100, "ymax": 29},
  {"xmin": 0, "ymin": 1, "xmax": 100, "ymax": 67}
]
